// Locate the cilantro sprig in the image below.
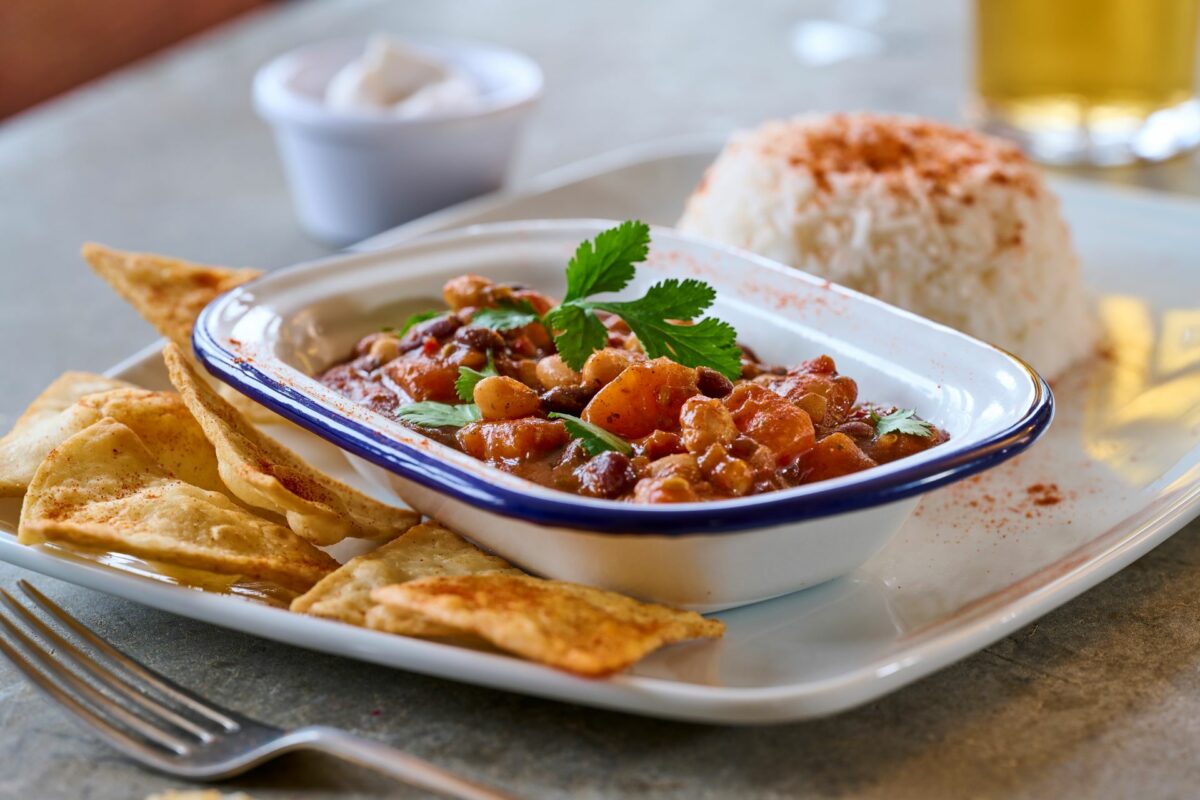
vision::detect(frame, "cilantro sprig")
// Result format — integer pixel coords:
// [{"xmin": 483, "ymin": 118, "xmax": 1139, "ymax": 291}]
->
[
  {"xmin": 471, "ymin": 299, "xmax": 541, "ymax": 332},
  {"xmin": 393, "ymin": 222, "xmax": 741, "ymax": 428},
  {"xmin": 549, "ymin": 412, "xmax": 632, "ymax": 456},
  {"xmin": 542, "ymin": 221, "xmax": 741, "ymax": 379},
  {"xmin": 394, "ymin": 401, "xmax": 482, "ymax": 429},
  {"xmin": 871, "ymin": 408, "xmax": 934, "ymax": 438}
]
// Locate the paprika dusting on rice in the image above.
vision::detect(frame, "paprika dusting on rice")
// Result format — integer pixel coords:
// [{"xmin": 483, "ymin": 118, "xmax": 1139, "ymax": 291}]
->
[{"xmin": 677, "ymin": 113, "xmax": 1098, "ymax": 380}]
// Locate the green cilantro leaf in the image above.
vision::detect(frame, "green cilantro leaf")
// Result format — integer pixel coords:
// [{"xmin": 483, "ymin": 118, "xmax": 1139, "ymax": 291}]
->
[
  {"xmin": 873, "ymin": 408, "xmax": 934, "ymax": 438},
  {"xmin": 549, "ymin": 413, "xmax": 633, "ymax": 456},
  {"xmin": 389, "ymin": 310, "xmax": 446, "ymax": 336},
  {"xmin": 543, "ymin": 303, "xmax": 608, "ymax": 371},
  {"xmin": 599, "ymin": 312, "xmax": 741, "ymax": 380},
  {"xmin": 470, "ymin": 299, "xmax": 542, "ymax": 331},
  {"xmin": 395, "ymin": 401, "xmax": 482, "ymax": 429},
  {"xmin": 562, "ymin": 220, "xmax": 650, "ymax": 302},
  {"xmin": 598, "ymin": 278, "xmax": 717, "ymax": 321},
  {"xmin": 587, "ymin": 277, "xmax": 740, "ymax": 379},
  {"xmin": 454, "ymin": 357, "xmax": 497, "ymax": 403}
]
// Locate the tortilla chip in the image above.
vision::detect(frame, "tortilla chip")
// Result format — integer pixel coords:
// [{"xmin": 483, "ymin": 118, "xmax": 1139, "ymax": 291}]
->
[
  {"xmin": 163, "ymin": 343, "xmax": 418, "ymax": 545},
  {"xmin": 82, "ymin": 243, "xmax": 260, "ymax": 352},
  {"xmin": 75, "ymin": 389, "xmax": 228, "ymax": 493},
  {"xmin": 2, "ymin": 405, "xmax": 96, "ymax": 498},
  {"xmin": 1, "ymin": 374, "xmax": 137, "ymax": 496},
  {"xmin": 0, "ymin": 385, "xmax": 231, "ymax": 499},
  {"xmin": 81, "ymin": 243, "xmax": 288, "ymax": 426},
  {"xmin": 217, "ymin": 383, "xmax": 290, "ymax": 427},
  {"xmin": 291, "ymin": 521, "xmax": 521, "ymax": 635},
  {"xmin": 14, "ymin": 371, "xmax": 135, "ymax": 427},
  {"xmin": 371, "ymin": 574, "xmax": 725, "ymax": 676},
  {"xmin": 19, "ymin": 418, "xmax": 337, "ymax": 592}
]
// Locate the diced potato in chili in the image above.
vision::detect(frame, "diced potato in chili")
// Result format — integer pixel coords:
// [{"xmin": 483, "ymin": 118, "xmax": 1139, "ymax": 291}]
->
[
  {"xmin": 457, "ymin": 419, "xmax": 569, "ymax": 462},
  {"xmin": 760, "ymin": 355, "xmax": 859, "ymax": 427},
  {"xmin": 633, "ymin": 474, "xmax": 700, "ymax": 504},
  {"xmin": 317, "ymin": 272, "xmax": 946, "ymax": 503},
  {"xmin": 384, "ymin": 357, "xmax": 461, "ymax": 403},
  {"xmin": 724, "ymin": 383, "xmax": 815, "ymax": 466},
  {"xmin": 581, "ymin": 358, "xmax": 698, "ymax": 439},
  {"xmin": 798, "ymin": 432, "xmax": 877, "ymax": 483}
]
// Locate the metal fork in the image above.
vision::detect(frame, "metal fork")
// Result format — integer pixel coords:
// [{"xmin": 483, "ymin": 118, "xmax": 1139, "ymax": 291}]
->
[{"xmin": 0, "ymin": 580, "xmax": 515, "ymax": 800}]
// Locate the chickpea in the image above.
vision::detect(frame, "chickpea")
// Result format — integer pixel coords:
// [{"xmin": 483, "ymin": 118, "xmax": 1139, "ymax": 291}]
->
[
  {"xmin": 536, "ymin": 354, "xmax": 582, "ymax": 390},
  {"xmin": 645, "ymin": 453, "xmax": 702, "ymax": 482},
  {"xmin": 711, "ymin": 458, "xmax": 754, "ymax": 497},
  {"xmin": 512, "ymin": 359, "xmax": 542, "ymax": 389},
  {"xmin": 679, "ymin": 396, "xmax": 738, "ymax": 454},
  {"xmin": 473, "ymin": 376, "xmax": 541, "ymax": 420},
  {"xmin": 581, "ymin": 348, "xmax": 641, "ymax": 389},
  {"xmin": 792, "ymin": 392, "xmax": 828, "ymax": 426},
  {"xmin": 633, "ymin": 475, "xmax": 699, "ymax": 504},
  {"xmin": 365, "ymin": 334, "xmax": 400, "ymax": 364},
  {"xmin": 442, "ymin": 274, "xmax": 494, "ymax": 311}
]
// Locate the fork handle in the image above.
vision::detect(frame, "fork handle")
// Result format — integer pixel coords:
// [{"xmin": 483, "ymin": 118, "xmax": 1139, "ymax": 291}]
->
[{"xmin": 284, "ymin": 725, "xmax": 518, "ymax": 800}]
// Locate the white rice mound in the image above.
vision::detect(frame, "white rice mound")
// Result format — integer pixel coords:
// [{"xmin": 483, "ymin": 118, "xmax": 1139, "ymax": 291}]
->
[{"xmin": 677, "ymin": 113, "xmax": 1098, "ymax": 379}]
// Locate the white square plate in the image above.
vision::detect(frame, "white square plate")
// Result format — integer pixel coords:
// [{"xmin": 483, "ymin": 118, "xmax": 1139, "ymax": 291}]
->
[{"xmin": 1, "ymin": 139, "xmax": 1198, "ymax": 723}]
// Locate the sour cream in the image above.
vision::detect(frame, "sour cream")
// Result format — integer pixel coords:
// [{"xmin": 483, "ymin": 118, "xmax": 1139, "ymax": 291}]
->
[{"xmin": 324, "ymin": 35, "xmax": 479, "ymax": 117}]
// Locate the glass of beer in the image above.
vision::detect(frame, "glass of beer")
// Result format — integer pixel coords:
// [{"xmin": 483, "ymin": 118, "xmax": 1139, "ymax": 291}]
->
[{"xmin": 972, "ymin": 0, "xmax": 1200, "ymax": 165}]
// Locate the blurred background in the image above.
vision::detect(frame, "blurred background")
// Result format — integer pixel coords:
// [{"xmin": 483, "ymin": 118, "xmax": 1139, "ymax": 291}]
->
[{"xmin": 1, "ymin": 0, "xmax": 1197, "ymax": 414}]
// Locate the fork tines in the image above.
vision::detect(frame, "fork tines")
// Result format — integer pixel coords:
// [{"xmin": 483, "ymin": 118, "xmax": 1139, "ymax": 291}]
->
[{"xmin": 0, "ymin": 580, "xmax": 244, "ymax": 768}]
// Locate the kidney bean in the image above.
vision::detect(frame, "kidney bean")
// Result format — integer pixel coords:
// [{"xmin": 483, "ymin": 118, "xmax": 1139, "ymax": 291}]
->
[
  {"xmin": 575, "ymin": 451, "xmax": 637, "ymax": 499},
  {"xmin": 540, "ymin": 385, "xmax": 592, "ymax": 414},
  {"xmin": 695, "ymin": 366, "xmax": 734, "ymax": 398},
  {"xmin": 453, "ymin": 325, "xmax": 505, "ymax": 353}
]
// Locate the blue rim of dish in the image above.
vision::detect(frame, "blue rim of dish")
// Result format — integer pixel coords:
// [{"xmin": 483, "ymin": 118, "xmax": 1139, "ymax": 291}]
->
[{"xmin": 193, "ymin": 305, "xmax": 1055, "ymax": 536}]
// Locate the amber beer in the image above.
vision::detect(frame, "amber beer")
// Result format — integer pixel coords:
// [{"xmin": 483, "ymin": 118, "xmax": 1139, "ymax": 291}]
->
[{"xmin": 973, "ymin": 0, "xmax": 1200, "ymax": 165}]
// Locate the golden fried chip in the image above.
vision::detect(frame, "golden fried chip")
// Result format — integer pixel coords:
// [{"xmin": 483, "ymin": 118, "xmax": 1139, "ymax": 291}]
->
[
  {"xmin": 217, "ymin": 383, "xmax": 291, "ymax": 427},
  {"xmin": 0, "ymin": 386, "xmax": 230, "ymax": 499},
  {"xmin": 18, "ymin": 418, "xmax": 337, "ymax": 592},
  {"xmin": 1, "ymin": 374, "xmax": 136, "ymax": 496},
  {"xmin": 371, "ymin": 574, "xmax": 725, "ymax": 676},
  {"xmin": 2, "ymin": 404, "xmax": 96, "ymax": 497},
  {"xmin": 362, "ymin": 604, "xmax": 457, "ymax": 638},
  {"xmin": 163, "ymin": 343, "xmax": 418, "ymax": 545},
  {"xmin": 81, "ymin": 242, "xmax": 286, "ymax": 426},
  {"xmin": 291, "ymin": 521, "xmax": 521, "ymax": 635},
  {"xmin": 82, "ymin": 243, "xmax": 261, "ymax": 352},
  {"xmin": 75, "ymin": 389, "xmax": 228, "ymax": 494},
  {"xmin": 14, "ymin": 371, "xmax": 135, "ymax": 427}
]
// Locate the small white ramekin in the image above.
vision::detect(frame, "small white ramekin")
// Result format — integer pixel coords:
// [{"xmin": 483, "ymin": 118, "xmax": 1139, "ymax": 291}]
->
[{"xmin": 253, "ymin": 37, "xmax": 542, "ymax": 246}]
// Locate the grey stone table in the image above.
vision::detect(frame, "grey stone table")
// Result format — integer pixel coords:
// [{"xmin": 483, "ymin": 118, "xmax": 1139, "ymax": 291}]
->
[{"xmin": 2, "ymin": 1, "xmax": 1199, "ymax": 797}]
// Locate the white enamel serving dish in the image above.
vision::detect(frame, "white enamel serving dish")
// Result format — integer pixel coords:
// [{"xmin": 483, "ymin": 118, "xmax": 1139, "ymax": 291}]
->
[{"xmin": 193, "ymin": 219, "xmax": 1051, "ymax": 611}]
